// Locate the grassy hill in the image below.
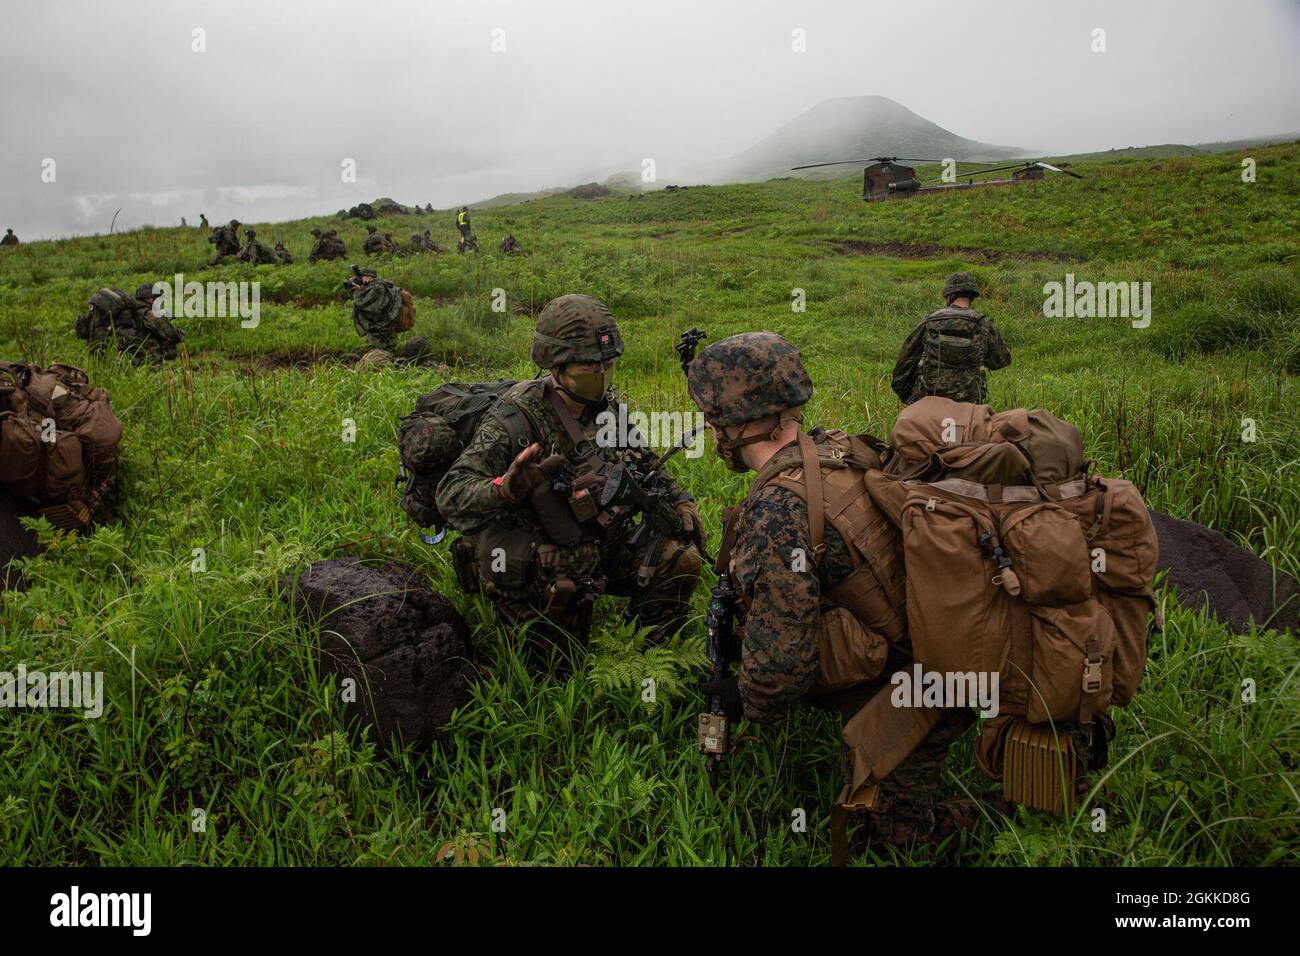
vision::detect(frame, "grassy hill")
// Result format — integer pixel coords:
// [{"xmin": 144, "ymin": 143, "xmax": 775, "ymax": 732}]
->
[{"xmin": 0, "ymin": 143, "xmax": 1297, "ymax": 866}]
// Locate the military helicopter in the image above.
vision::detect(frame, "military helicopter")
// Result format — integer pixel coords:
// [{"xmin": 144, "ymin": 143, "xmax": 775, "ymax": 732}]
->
[{"xmin": 790, "ymin": 155, "xmax": 1083, "ymax": 202}]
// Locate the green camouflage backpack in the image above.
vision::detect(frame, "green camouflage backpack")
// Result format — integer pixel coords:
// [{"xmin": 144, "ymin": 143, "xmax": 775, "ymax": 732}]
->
[
  {"xmin": 914, "ymin": 307, "xmax": 991, "ymax": 404},
  {"xmin": 396, "ymin": 381, "xmax": 528, "ymax": 538}
]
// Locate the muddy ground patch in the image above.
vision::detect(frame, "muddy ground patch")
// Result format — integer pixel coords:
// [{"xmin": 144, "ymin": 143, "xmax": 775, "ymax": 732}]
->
[{"xmin": 827, "ymin": 239, "xmax": 1082, "ymax": 264}]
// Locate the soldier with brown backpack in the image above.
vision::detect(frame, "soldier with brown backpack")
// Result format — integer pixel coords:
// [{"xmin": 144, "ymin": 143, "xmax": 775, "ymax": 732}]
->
[
  {"xmin": 0, "ymin": 363, "xmax": 124, "ymax": 530},
  {"xmin": 684, "ymin": 332, "xmax": 1159, "ymax": 863},
  {"xmin": 75, "ymin": 285, "xmax": 185, "ymax": 364}
]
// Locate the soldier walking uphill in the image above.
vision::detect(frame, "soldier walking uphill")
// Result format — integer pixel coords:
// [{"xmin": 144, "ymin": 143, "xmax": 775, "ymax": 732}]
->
[
  {"xmin": 207, "ymin": 219, "xmax": 242, "ymax": 265},
  {"xmin": 1, "ymin": 228, "xmax": 18, "ymax": 247},
  {"xmin": 435, "ymin": 295, "xmax": 705, "ymax": 649},
  {"xmin": 891, "ymin": 272, "xmax": 1011, "ymax": 405},
  {"xmin": 75, "ymin": 283, "xmax": 185, "ymax": 364},
  {"xmin": 687, "ymin": 332, "xmax": 986, "ymax": 855}
]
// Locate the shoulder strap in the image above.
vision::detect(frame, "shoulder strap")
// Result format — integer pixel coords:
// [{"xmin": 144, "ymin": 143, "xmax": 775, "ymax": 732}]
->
[{"xmin": 799, "ymin": 432, "xmax": 825, "ymax": 559}]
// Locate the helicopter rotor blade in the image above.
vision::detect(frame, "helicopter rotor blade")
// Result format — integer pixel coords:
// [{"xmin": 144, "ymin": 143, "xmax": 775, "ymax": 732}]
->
[
  {"xmin": 1035, "ymin": 162, "xmax": 1084, "ymax": 178},
  {"xmin": 790, "ymin": 160, "xmax": 876, "ymax": 170}
]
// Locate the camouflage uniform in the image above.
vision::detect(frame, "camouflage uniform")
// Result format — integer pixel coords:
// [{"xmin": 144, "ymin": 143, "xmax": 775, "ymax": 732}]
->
[
  {"xmin": 308, "ymin": 229, "xmax": 346, "ymax": 262},
  {"xmin": 501, "ymin": 234, "xmax": 520, "ymax": 255},
  {"xmin": 349, "ymin": 272, "xmax": 403, "ymax": 351},
  {"xmin": 1, "ymin": 229, "xmax": 18, "ymax": 247},
  {"xmin": 199, "ymin": 214, "xmax": 210, "ymax": 229},
  {"xmin": 76, "ymin": 284, "xmax": 185, "ymax": 364},
  {"xmin": 891, "ymin": 272, "xmax": 1011, "ymax": 405},
  {"xmin": 274, "ymin": 241, "xmax": 294, "ymax": 264},
  {"xmin": 363, "ymin": 226, "xmax": 398, "ymax": 256},
  {"xmin": 436, "ymin": 294, "xmax": 702, "ymax": 646},
  {"xmin": 208, "ymin": 220, "xmax": 241, "ymax": 264},
  {"xmin": 239, "ymin": 230, "xmax": 279, "ymax": 265},
  {"xmin": 410, "ymin": 230, "xmax": 442, "ymax": 254},
  {"xmin": 688, "ymin": 331, "xmax": 974, "ymax": 847}
]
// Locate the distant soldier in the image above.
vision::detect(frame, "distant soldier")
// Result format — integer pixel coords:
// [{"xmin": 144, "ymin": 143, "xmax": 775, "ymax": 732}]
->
[
  {"xmin": 199, "ymin": 213, "xmax": 210, "ymax": 229},
  {"xmin": 207, "ymin": 219, "xmax": 242, "ymax": 265},
  {"xmin": 363, "ymin": 225, "xmax": 398, "ymax": 255},
  {"xmin": 274, "ymin": 240, "xmax": 294, "ymax": 264},
  {"xmin": 501, "ymin": 234, "xmax": 521, "ymax": 255},
  {"xmin": 425, "ymin": 203, "xmax": 434, "ymax": 213},
  {"xmin": 239, "ymin": 229, "xmax": 279, "ymax": 265},
  {"xmin": 456, "ymin": 206, "xmax": 471, "ymax": 241},
  {"xmin": 410, "ymin": 229, "xmax": 443, "ymax": 254},
  {"xmin": 308, "ymin": 227, "xmax": 347, "ymax": 262},
  {"xmin": 891, "ymin": 272, "xmax": 1011, "ymax": 406},
  {"xmin": 181, "ymin": 217, "xmax": 188, "ymax": 227},
  {"xmin": 345, "ymin": 266, "xmax": 425, "ymax": 363},
  {"xmin": 75, "ymin": 283, "xmax": 185, "ymax": 363},
  {"xmin": 1, "ymin": 228, "xmax": 18, "ymax": 247}
]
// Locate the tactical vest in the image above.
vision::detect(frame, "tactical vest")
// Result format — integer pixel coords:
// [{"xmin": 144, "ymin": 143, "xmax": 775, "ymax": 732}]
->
[
  {"xmin": 715, "ymin": 429, "xmax": 930, "ymax": 834},
  {"xmin": 913, "ymin": 307, "xmax": 991, "ymax": 403}
]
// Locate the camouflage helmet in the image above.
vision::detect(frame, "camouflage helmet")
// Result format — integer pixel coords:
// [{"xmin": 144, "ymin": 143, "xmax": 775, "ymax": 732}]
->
[
  {"xmin": 245, "ymin": 229, "xmax": 256, "ymax": 238},
  {"xmin": 230, "ymin": 219, "xmax": 240, "ymax": 227},
  {"xmin": 135, "ymin": 281, "xmax": 162, "ymax": 301},
  {"xmin": 366, "ymin": 225, "xmax": 377, "ymax": 233},
  {"xmin": 531, "ymin": 294, "xmax": 624, "ymax": 368},
  {"xmin": 943, "ymin": 271, "xmax": 980, "ymax": 301},
  {"xmin": 311, "ymin": 227, "xmax": 322, "ymax": 237},
  {"xmin": 687, "ymin": 332, "xmax": 813, "ymax": 427}
]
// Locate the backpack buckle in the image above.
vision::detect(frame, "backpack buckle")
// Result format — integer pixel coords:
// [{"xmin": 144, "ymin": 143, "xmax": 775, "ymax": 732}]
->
[{"xmin": 1082, "ymin": 658, "xmax": 1103, "ymax": 694}]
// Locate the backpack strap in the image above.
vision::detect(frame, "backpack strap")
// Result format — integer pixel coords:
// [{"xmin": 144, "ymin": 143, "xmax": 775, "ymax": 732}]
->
[{"xmin": 799, "ymin": 432, "xmax": 826, "ymax": 561}]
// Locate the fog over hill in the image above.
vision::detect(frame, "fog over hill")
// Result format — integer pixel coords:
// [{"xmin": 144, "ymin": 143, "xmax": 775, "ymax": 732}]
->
[{"xmin": 686, "ymin": 95, "xmax": 1026, "ymax": 184}]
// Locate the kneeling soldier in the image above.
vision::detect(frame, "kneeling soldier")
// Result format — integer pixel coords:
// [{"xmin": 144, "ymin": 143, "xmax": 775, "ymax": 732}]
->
[
  {"xmin": 436, "ymin": 294, "xmax": 705, "ymax": 647},
  {"xmin": 687, "ymin": 331, "xmax": 983, "ymax": 857}
]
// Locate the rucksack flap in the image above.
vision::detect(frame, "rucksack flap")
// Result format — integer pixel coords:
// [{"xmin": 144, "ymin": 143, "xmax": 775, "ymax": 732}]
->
[{"xmin": 0, "ymin": 411, "xmax": 45, "ymax": 498}]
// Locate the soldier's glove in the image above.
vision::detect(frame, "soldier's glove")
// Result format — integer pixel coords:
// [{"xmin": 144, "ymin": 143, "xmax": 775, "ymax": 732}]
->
[
  {"xmin": 673, "ymin": 498, "xmax": 708, "ymax": 553},
  {"xmin": 496, "ymin": 442, "xmax": 546, "ymax": 505},
  {"xmin": 698, "ymin": 676, "xmax": 743, "ymax": 722}
]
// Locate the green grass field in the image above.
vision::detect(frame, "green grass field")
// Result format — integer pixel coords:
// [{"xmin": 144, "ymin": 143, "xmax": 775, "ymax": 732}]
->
[{"xmin": 0, "ymin": 143, "xmax": 1297, "ymax": 866}]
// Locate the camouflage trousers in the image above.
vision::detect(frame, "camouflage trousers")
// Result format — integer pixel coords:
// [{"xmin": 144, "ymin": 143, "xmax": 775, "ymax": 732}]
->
[{"xmin": 452, "ymin": 520, "xmax": 701, "ymax": 647}]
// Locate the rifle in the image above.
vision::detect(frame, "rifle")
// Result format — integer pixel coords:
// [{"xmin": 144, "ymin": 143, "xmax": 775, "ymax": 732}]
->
[
  {"xmin": 698, "ymin": 571, "xmax": 737, "ymax": 787},
  {"xmin": 674, "ymin": 327, "xmax": 743, "ymax": 786}
]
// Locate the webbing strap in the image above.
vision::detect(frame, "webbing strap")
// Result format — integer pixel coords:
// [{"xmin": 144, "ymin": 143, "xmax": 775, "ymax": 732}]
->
[
  {"xmin": 799, "ymin": 432, "xmax": 825, "ymax": 559},
  {"xmin": 714, "ymin": 505, "xmax": 742, "ymax": 575}
]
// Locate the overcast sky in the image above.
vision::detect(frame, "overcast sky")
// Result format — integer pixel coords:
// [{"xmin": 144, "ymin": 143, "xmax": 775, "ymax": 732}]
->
[{"xmin": 2, "ymin": 0, "xmax": 1297, "ymax": 240}]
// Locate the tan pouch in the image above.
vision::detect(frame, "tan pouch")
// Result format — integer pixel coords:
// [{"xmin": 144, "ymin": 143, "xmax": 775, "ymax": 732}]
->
[
  {"xmin": 841, "ymin": 686, "xmax": 943, "ymax": 799},
  {"xmin": 899, "ymin": 490, "xmax": 1010, "ymax": 676},
  {"xmin": 0, "ymin": 411, "xmax": 44, "ymax": 498},
  {"xmin": 1025, "ymin": 600, "xmax": 1115, "ymax": 724},
  {"xmin": 999, "ymin": 502, "xmax": 1092, "ymax": 606},
  {"xmin": 1065, "ymin": 479, "xmax": 1159, "ymax": 592},
  {"xmin": 814, "ymin": 607, "xmax": 889, "ymax": 693},
  {"xmin": 398, "ymin": 288, "xmax": 416, "ymax": 332},
  {"xmin": 41, "ymin": 431, "xmax": 85, "ymax": 505},
  {"xmin": 1098, "ymin": 586, "xmax": 1157, "ymax": 707}
]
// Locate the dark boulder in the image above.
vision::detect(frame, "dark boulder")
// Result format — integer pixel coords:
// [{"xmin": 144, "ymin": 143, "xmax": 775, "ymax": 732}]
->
[
  {"xmin": 1150, "ymin": 509, "xmax": 1299, "ymax": 635},
  {"xmin": 282, "ymin": 558, "xmax": 475, "ymax": 753}
]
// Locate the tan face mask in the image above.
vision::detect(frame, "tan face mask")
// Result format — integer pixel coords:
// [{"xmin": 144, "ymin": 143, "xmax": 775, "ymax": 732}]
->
[{"xmin": 559, "ymin": 362, "xmax": 615, "ymax": 404}]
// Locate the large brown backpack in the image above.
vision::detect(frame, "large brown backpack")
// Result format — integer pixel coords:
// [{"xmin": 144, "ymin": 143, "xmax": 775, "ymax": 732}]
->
[
  {"xmin": 0, "ymin": 362, "xmax": 123, "ymax": 528},
  {"xmin": 866, "ymin": 397, "xmax": 1160, "ymax": 805}
]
